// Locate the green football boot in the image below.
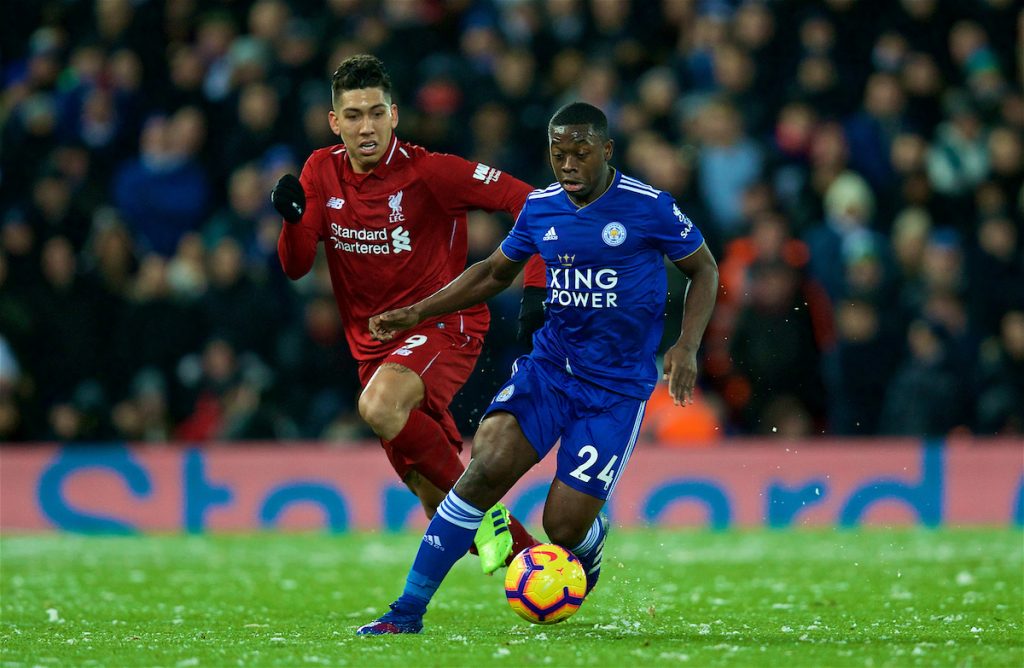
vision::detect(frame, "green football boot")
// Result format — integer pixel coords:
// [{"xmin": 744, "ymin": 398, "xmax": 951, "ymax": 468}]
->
[{"xmin": 474, "ymin": 502, "xmax": 514, "ymax": 574}]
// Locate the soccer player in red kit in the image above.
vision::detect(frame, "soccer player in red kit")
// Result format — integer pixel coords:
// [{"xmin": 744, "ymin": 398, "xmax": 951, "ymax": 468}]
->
[{"xmin": 271, "ymin": 55, "xmax": 540, "ymax": 572}]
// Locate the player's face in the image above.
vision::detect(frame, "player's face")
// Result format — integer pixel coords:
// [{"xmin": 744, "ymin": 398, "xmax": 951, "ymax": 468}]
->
[
  {"xmin": 329, "ymin": 87, "xmax": 399, "ymax": 173},
  {"xmin": 549, "ymin": 124, "xmax": 614, "ymax": 206}
]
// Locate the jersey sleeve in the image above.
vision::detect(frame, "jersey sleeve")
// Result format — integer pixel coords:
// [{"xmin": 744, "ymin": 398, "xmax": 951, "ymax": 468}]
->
[
  {"xmin": 499, "ymin": 199, "xmax": 537, "ymax": 263},
  {"xmin": 277, "ymin": 154, "xmax": 325, "ymax": 280},
  {"xmin": 649, "ymin": 193, "xmax": 705, "ymax": 261},
  {"xmin": 420, "ymin": 153, "xmax": 533, "ymax": 217}
]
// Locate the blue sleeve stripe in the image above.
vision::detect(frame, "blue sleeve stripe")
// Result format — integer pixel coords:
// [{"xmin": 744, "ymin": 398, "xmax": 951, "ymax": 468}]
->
[
  {"xmin": 620, "ymin": 175, "xmax": 660, "ymax": 193},
  {"xmin": 532, "ymin": 182, "xmax": 561, "ymax": 195},
  {"xmin": 616, "ymin": 184, "xmax": 659, "ymax": 199}
]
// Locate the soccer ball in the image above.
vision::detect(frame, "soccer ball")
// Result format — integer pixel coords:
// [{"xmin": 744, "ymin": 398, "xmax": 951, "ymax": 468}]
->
[{"xmin": 504, "ymin": 544, "xmax": 586, "ymax": 624}]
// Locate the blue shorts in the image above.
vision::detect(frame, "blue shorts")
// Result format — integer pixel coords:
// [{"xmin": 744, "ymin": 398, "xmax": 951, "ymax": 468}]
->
[{"xmin": 482, "ymin": 356, "xmax": 648, "ymax": 500}]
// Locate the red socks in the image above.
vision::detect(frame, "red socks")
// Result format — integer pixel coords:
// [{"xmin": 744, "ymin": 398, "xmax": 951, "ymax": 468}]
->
[
  {"xmin": 386, "ymin": 408, "xmax": 541, "ymax": 559},
  {"xmin": 385, "ymin": 409, "xmax": 465, "ymax": 491},
  {"xmin": 507, "ymin": 515, "xmax": 540, "ymax": 562}
]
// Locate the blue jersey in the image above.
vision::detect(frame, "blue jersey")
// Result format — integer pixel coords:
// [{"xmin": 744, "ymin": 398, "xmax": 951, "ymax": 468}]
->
[{"xmin": 500, "ymin": 170, "xmax": 705, "ymax": 399}]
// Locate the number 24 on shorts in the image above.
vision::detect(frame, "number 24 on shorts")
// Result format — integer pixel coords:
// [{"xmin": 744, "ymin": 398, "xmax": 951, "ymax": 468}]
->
[{"xmin": 569, "ymin": 446, "xmax": 618, "ymax": 491}]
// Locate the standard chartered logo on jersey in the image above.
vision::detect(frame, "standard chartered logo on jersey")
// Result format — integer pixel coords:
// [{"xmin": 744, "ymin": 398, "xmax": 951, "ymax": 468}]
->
[
  {"xmin": 548, "ymin": 265, "xmax": 619, "ymax": 308},
  {"xmin": 330, "ymin": 223, "xmax": 411, "ymax": 254}
]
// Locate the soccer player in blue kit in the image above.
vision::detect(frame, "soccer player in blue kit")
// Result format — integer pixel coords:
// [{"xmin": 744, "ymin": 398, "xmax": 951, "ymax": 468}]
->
[{"xmin": 357, "ymin": 102, "xmax": 719, "ymax": 634}]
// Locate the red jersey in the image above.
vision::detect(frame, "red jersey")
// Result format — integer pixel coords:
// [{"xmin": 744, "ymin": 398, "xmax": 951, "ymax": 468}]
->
[{"xmin": 278, "ymin": 136, "xmax": 534, "ymax": 360}]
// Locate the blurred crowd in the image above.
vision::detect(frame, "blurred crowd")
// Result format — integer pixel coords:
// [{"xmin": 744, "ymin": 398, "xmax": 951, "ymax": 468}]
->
[{"xmin": 1, "ymin": 0, "xmax": 1022, "ymax": 444}]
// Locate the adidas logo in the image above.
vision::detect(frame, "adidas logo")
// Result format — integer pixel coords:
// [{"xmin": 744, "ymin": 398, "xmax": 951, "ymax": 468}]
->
[
  {"xmin": 542, "ymin": 227, "xmax": 559, "ymax": 241},
  {"xmin": 424, "ymin": 534, "xmax": 444, "ymax": 551},
  {"xmin": 326, "ymin": 197, "xmax": 345, "ymax": 210}
]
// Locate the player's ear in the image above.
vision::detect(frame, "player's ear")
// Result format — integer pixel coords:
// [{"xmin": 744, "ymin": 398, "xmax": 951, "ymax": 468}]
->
[
  {"xmin": 328, "ymin": 110, "xmax": 341, "ymax": 137},
  {"xmin": 390, "ymin": 103, "xmax": 399, "ymax": 130},
  {"xmin": 604, "ymin": 138, "xmax": 614, "ymax": 161}
]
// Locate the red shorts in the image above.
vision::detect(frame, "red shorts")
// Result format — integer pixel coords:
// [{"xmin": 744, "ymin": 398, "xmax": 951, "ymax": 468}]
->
[{"xmin": 358, "ymin": 319, "xmax": 483, "ymax": 479}]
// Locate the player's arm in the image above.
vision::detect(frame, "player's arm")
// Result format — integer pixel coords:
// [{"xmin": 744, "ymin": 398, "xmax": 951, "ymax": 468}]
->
[
  {"xmin": 421, "ymin": 152, "xmax": 533, "ymax": 217},
  {"xmin": 518, "ymin": 256, "xmax": 548, "ymax": 343},
  {"xmin": 663, "ymin": 242, "xmax": 719, "ymax": 406},
  {"xmin": 370, "ymin": 249, "xmax": 525, "ymax": 341},
  {"xmin": 274, "ymin": 160, "xmax": 324, "ymax": 280},
  {"xmin": 421, "ymin": 153, "xmax": 548, "ymax": 339}
]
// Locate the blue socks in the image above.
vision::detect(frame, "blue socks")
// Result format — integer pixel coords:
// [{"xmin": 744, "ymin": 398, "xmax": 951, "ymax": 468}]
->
[
  {"xmin": 571, "ymin": 514, "xmax": 608, "ymax": 592},
  {"xmin": 396, "ymin": 491, "xmax": 484, "ymax": 613}
]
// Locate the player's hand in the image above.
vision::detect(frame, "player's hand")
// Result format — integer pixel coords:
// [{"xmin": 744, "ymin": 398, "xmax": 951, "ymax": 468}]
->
[
  {"xmin": 271, "ymin": 174, "xmax": 305, "ymax": 223},
  {"xmin": 517, "ymin": 286, "xmax": 547, "ymax": 343},
  {"xmin": 369, "ymin": 307, "xmax": 421, "ymax": 341},
  {"xmin": 662, "ymin": 342, "xmax": 698, "ymax": 406}
]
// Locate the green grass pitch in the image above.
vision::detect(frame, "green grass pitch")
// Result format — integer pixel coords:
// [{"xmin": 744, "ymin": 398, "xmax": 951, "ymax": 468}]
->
[{"xmin": 2, "ymin": 529, "xmax": 1021, "ymax": 666}]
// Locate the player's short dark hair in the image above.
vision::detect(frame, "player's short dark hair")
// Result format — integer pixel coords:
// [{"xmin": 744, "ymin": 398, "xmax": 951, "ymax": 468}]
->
[
  {"xmin": 549, "ymin": 102, "xmax": 609, "ymax": 141},
  {"xmin": 331, "ymin": 55, "xmax": 392, "ymax": 105}
]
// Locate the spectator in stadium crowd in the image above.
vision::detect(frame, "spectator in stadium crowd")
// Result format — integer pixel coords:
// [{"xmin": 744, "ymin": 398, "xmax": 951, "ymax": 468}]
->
[
  {"xmin": 824, "ymin": 298, "xmax": 900, "ymax": 435},
  {"xmin": 695, "ymin": 97, "xmax": 764, "ymax": 240},
  {"xmin": 275, "ymin": 293, "xmax": 363, "ymax": 440},
  {"xmin": 28, "ymin": 236, "xmax": 103, "ymax": 409},
  {"xmin": 200, "ymin": 236, "xmax": 279, "ymax": 360},
  {"xmin": 112, "ymin": 112, "xmax": 209, "ymax": 257},
  {"xmin": 975, "ymin": 310, "xmax": 1024, "ymax": 434},
  {"xmin": 804, "ymin": 170, "xmax": 889, "ymax": 302},
  {"xmin": 729, "ymin": 259, "xmax": 828, "ymax": 433},
  {"xmin": 880, "ymin": 319, "xmax": 966, "ymax": 436}
]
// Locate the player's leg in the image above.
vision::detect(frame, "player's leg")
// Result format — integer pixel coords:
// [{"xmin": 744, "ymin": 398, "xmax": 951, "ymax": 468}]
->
[
  {"xmin": 364, "ymin": 357, "xmax": 537, "ymax": 571},
  {"xmin": 542, "ymin": 479, "xmax": 609, "ymax": 597},
  {"xmin": 402, "ymin": 469, "xmax": 446, "ymax": 518},
  {"xmin": 357, "ymin": 357, "xmax": 565, "ymax": 634},
  {"xmin": 362, "ymin": 361, "xmax": 520, "ymax": 569},
  {"xmin": 359, "ymin": 363, "xmax": 466, "ymax": 493},
  {"xmin": 400, "ymin": 465, "xmax": 531, "ymax": 571},
  {"xmin": 356, "ymin": 412, "xmax": 540, "ymax": 635},
  {"xmin": 380, "ymin": 332, "xmax": 542, "ymax": 569},
  {"xmin": 545, "ymin": 389, "xmax": 647, "ymax": 597}
]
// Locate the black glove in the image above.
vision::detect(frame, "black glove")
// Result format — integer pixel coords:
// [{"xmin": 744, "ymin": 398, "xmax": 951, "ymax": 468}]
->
[
  {"xmin": 271, "ymin": 174, "xmax": 305, "ymax": 223},
  {"xmin": 517, "ymin": 286, "xmax": 547, "ymax": 344}
]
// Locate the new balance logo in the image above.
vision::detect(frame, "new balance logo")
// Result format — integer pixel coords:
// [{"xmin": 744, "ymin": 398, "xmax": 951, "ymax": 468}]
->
[
  {"xmin": 326, "ymin": 197, "xmax": 345, "ymax": 210},
  {"xmin": 542, "ymin": 227, "xmax": 559, "ymax": 241},
  {"xmin": 472, "ymin": 163, "xmax": 501, "ymax": 184},
  {"xmin": 424, "ymin": 535, "xmax": 444, "ymax": 551}
]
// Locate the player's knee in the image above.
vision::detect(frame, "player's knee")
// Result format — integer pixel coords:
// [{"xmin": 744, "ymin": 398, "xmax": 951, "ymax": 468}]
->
[
  {"xmin": 455, "ymin": 452, "xmax": 514, "ymax": 507},
  {"xmin": 357, "ymin": 392, "xmax": 404, "ymax": 439},
  {"xmin": 473, "ymin": 434, "xmax": 523, "ymax": 487},
  {"xmin": 461, "ymin": 454, "xmax": 507, "ymax": 492},
  {"xmin": 543, "ymin": 515, "xmax": 589, "ymax": 550},
  {"xmin": 542, "ymin": 497, "xmax": 593, "ymax": 548},
  {"xmin": 455, "ymin": 414, "xmax": 536, "ymax": 506}
]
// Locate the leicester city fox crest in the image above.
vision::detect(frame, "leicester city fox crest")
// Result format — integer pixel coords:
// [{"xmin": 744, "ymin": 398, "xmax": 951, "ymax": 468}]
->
[{"xmin": 601, "ymin": 222, "xmax": 627, "ymax": 246}]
